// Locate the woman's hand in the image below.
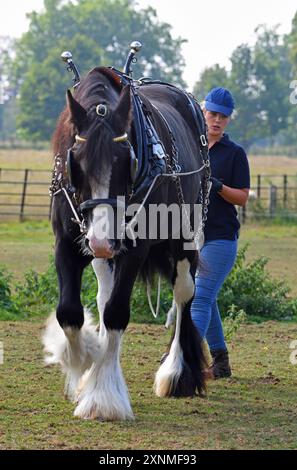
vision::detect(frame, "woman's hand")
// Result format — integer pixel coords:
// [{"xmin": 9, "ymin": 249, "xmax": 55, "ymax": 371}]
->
[{"xmin": 210, "ymin": 177, "xmax": 249, "ymax": 206}]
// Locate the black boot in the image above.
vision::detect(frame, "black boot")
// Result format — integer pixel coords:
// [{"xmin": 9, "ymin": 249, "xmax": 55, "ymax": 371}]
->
[{"xmin": 209, "ymin": 349, "xmax": 232, "ymax": 379}]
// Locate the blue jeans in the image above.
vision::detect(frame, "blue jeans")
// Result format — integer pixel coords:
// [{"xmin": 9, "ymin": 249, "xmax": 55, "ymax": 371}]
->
[{"xmin": 190, "ymin": 239, "xmax": 238, "ymax": 351}]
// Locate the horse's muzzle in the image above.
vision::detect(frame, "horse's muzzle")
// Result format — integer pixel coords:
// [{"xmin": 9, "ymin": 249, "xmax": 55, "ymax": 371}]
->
[{"xmin": 87, "ymin": 235, "xmax": 114, "ymax": 259}]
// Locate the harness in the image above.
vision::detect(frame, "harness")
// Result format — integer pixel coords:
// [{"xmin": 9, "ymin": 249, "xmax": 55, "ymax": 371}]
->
[{"xmin": 50, "ymin": 66, "xmax": 211, "ymax": 243}]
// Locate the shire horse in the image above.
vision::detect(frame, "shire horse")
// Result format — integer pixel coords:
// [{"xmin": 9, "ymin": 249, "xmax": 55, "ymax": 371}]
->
[{"xmin": 43, "ymin": 65, "xmax": 209, "ymax": 421}]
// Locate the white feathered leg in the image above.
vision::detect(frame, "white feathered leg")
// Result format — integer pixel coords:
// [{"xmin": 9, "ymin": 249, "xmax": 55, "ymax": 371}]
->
[
  {"xmin": 74, "ymin": 259, "xmax": 134, "ymax": 420},
  {"xmin": 154, "ymin": 258, "xmax": 195, "ymax": 397},
  {"xmin": 74, "ymin": 329, "xmax": 133, "ymax": 420},
  {"xmin": 165, "ymin": 299, "xmax": 177, "ymax": 329},
  {"xmin": 42, "ymin": 309, "xmax": 99, "ymax": 401}
]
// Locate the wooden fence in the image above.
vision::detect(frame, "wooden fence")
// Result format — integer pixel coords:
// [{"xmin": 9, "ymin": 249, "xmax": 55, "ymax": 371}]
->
[
  {"xmin": 0, "ymin": 168, "xmax": 52, "ymax": 220},
  {"xmin": 241, "ymin": 174, "xmax": 297, "ymax": 221},
  {"xmin": 0, "ymin": 168, "xmax": 297, "ymax": 222}
]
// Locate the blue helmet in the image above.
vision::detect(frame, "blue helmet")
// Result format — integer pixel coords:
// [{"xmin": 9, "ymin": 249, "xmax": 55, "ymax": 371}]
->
[{"xmin": 205, "ymin": 87, "xmax": 235, "ymax": 116}]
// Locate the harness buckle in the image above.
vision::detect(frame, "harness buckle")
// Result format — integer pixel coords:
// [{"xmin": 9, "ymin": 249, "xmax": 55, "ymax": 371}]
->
[{"xmin": 200, "ymin": 135, "xmax": 207, "ymax": 147}]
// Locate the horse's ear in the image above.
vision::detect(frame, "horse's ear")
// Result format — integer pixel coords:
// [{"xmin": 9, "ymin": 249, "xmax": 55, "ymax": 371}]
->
[
  {"xmin": 112, "ymin": 85, "xmax": 132, "ymax": 134},
  {"xmin": 66, "ymin": 89, "xmax": 87, "ymax": 130}
]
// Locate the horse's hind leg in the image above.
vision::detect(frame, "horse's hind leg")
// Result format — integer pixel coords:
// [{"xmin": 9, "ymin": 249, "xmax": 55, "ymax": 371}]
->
[
  {"xmin": 154, "ymin": 245, "xmax": 207, "ymax": 397},
  {"xmin": 42, "ymin": 238, "xmax": 97, "ymax": 401}
]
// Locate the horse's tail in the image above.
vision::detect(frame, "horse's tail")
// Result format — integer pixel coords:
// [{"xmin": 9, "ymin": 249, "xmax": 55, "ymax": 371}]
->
[
  {"xmin": 178, "ymin": 299, "xmax": 207, "ymax": 396},
  {"xmin": 155, "ymin": 296, "xmax": 207, "ymax": 398}
]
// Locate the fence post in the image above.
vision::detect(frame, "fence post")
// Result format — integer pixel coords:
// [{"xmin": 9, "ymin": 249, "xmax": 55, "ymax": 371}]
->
[
  {"xmin": 20, "ymin": 169, "xmax": 29, "ymax": 222},
  {"xmin": 283, "ymin": 174, "xmax": 288, "ymax": 208},
  {"xmin": 269, "ymin": 184, "xmax": 277, "ymax": 217},
  {"xmin": 257, "ymin": 174, "xmax": 261, "ymax": 198}
]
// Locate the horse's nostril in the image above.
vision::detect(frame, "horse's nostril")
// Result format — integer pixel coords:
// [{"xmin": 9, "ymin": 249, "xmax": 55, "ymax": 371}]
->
[{"xmin": 85, "ymin": 238, "xmax": 90, "ymax": 250}]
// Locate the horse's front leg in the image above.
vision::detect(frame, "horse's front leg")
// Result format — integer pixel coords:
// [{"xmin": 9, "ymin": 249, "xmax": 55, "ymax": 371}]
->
[
  {"xmin": 43, "ymin": 237, "xmax": 97, "ymax": 401},
  {"xmin": 74, "ymin": 251, "xmax": 146, "ymax": 421}
]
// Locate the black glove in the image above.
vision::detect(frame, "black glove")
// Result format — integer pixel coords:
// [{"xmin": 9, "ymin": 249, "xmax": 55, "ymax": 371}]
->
[{"xmin": 210, "ymin": 176, "xmax": 223, "ymax": 193}]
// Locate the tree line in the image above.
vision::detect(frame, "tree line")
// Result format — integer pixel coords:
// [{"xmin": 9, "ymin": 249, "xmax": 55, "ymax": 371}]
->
[{"xmin": 0, "ymin": 0, "xmax": 296, "ymax": 152}]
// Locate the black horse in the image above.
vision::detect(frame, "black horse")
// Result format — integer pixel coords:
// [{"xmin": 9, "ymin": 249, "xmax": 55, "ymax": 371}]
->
[{"xmin": 43, "ymin": 65, "xmax": 209, "ymax": 421}]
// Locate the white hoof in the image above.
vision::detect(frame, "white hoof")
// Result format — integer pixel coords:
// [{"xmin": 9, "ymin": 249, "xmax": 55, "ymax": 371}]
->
[
  {"xmin": 74, "ymin": 364, "xmax": 134, "ymax": 421},
  {"xmin": 154, "ymin": 343, "xmax": 183, "ymax": 397}
]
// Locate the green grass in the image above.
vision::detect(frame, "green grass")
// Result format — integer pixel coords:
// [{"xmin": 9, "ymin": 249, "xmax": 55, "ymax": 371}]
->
[
  {"xmin": 239, "ymin": 222, "xmax": 297, "ymax": 296},
  {"xmin": 0, "ymin": 221, "xmax": 54, "ymax": 281},
  {"xmin": 248, "ymin": 155, "xmax": 297, "ymax": 176},
  {"xmin": 1, "ymin": 220, "xmax": 296, "ymax": 296},
  {"xmin": 0, "ymin": 320, "xmax": 296, "ymax": 449},
  {"xmin": 0, "ymin": 220, "xmax": 297, "ymax": 449},
  {"xmin": 0, "ymin": 149, "xmax": 51, "ymax": 170},
  {"xmin": 1, "ymin": 150, "xmax": 297, "ymax": 174}
]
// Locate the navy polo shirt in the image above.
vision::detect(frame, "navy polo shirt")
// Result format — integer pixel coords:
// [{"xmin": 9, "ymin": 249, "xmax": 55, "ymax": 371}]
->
[{"xmin": 204, "ymin": 133, "xmax": 250, "ymax": 242}]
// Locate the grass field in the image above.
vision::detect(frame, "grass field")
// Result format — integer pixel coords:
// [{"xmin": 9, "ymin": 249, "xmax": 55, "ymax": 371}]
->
[
  {"xmin": 1, "ymin": 220, "xmax": 297, "ymax": 296},
  {"xmin": 0, "ymin": 152, "xmax": 296, "ymax": 449},
  {"xmin": 1, "ymin": 149, "xmax": 297, "ymax": 174},
  {"xmin": 0, "ymin": 151, "xmax": 296, "ymax": 221},
  {"xmin": 0, "ymin": 149, "xmax": 52, "ymax": 170},
  {"xmin": 0, "ymin": 320, "xmax": 296, "ymax": 450}
]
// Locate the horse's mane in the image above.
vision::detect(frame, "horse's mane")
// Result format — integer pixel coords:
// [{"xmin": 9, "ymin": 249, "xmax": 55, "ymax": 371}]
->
[{"xmin": 52, "ymin": 67, "xmax": 120, "ymax": 157}]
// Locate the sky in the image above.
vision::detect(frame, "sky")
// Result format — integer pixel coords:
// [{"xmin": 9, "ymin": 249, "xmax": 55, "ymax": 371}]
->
[{"xmin": 0, "ymin": 0, "xmax": 296, "ymax": 88}]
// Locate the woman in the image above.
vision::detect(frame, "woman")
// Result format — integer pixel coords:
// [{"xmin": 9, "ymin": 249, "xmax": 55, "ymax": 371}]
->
[{"xmin": 191, "ymin": 87, "xmax": 250, "ymax": 379}]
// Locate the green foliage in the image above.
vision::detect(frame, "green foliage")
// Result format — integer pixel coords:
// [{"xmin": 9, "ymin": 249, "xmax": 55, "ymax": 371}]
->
[
  {"xmin": 193, "ymin": 25, "xmax": 295, "ymax": 150},
  {"xmin": 78, "ymin": 265, "xmax": 172, "ymax": 324},
  {"xmin": 6, "ymin": 257, "xmax": 172, "ymax": 324},
  {"xmin": 0, "ymin": 36, "xmax": 18, "ymax": 141},
  {"xmin": 14, "ymin": 257, "xmax": 58, "ymax": 316},
  {"xmin": 288, "ymin": 11, "xmax": 297, "ymax": 74},
  {"xmin": 193, "ymin": 64, "xmax": 230, "ymax": 102},
  {"xmin": 223, "ymin": 305, "xmax": 247, "ymax": 341},
  {"xmin": 218, "ymin": 245, "xmax": 297, "ymax": 320},
  {"xmin": 0, "ymin": 266, "xmax": 19, "ymax": 320},
  {"xmin": 1, "ymin": 245, "xmax": 297, "ymax": 322},
  {"xmin": 130, "ymin": 278, "xmax": 173, "ymax": 324},
  {"xmin": 8, "ymin": 0, "xmax": 186, "ymax": 141}
]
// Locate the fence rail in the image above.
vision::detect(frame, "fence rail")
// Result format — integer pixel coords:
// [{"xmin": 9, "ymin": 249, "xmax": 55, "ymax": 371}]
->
[
  {"xmin": 0, "ymin": 168, "xmax": 297, "ymax": 222},
  {"xmin": 0, "ymin": 168, "xmax": 52, "ymax": 220}
]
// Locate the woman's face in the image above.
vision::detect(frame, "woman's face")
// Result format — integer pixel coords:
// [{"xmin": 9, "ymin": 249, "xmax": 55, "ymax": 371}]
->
[{"xmin": 204, "ymin": 110, "xmax": 230, "ymax": 139}]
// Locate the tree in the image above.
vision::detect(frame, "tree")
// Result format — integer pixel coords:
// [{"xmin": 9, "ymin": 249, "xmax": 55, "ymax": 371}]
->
[
  {"xmin": 228, "ymin": 42, "xmax": 266, "ymax": 150},
  {"xmin": 192, "ymin": 26, "xmax": 294, "ymax": 151},
  {"xmin": 192, "ymin": 64, "xmax": 230, "ymax": 103},
  {"xmin": 288, "ymin": 11, "xmax": 297, "ymax": 74},
  {"xmin": 253, "ymin": 25, "xmax": 293, "ymax": 137},
  {"xmin": 10, "ymin": 0, "xmax": 187, "ymax": 141},
  {"xmin": 0, "ymin": 36, "xmax": 17, "ymax": 141},
  {"xmin": 285, "ymin": 10, "xmax": 297, "ymax": 145}
]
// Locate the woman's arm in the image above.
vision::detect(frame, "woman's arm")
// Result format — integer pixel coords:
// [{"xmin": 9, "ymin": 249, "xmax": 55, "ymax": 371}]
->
[
  {"xmin": 219, "ymin": 185, "xmax": 249, "ymax": 207},
  {"xmin": 210, "ymin": 176, "xmax": 249, "ymax": 206}
]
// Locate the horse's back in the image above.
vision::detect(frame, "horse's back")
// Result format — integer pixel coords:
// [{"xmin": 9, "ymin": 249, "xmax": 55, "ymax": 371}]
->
[{"xmin": 138, "ymin": 83, "xmax": 187, "ymax": 115}]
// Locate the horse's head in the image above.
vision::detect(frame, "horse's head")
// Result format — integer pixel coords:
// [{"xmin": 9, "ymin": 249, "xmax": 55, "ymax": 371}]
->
[{"xmin": 66, "ymin": 80, "xmax": 134, "ymax": 258}]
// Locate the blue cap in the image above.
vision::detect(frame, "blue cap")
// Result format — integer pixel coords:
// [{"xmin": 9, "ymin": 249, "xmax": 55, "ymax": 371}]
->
[{"xmin": 205, "ymin": 87, "xmax": 235, "ymax": 116}]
